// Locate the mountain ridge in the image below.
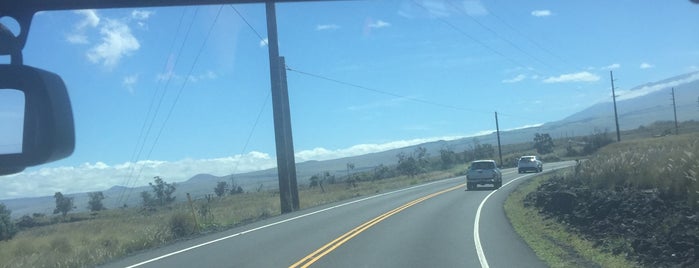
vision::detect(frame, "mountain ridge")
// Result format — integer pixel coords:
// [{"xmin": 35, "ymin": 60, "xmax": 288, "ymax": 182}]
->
[{"xmin": 3, "ymin": 71, "xmax": 699, "ymax": 217}]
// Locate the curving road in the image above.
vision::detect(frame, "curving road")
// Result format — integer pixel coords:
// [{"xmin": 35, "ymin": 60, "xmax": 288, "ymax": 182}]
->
[{"xmin": 101, "ymin": 161, "xmax": 575, "ymax": 268}]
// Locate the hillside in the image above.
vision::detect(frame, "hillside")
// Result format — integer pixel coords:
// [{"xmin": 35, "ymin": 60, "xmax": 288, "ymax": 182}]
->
[{"xmin": 3, "ymin": 71, "xmax": 699, "ymax": 217}]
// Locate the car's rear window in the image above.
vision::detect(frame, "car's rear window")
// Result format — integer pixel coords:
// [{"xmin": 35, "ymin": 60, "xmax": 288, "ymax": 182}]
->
[
  {"xmin": 471, "ymin": 162, "xmax": 495, "ymax": 170},
  {"xmin": 519, "ymin": 157, "xmax": 534, "ymax": 162}
]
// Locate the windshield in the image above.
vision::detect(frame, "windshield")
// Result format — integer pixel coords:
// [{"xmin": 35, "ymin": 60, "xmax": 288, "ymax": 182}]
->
[
  {"xmin": 519, "ymin": 157, "xmax": 534, "ymax": 162},
  {"xmin": 471, "ymin": 161, "xmax": 495, "ymax": 170},
  {"xmin": 1, "ymin": 1, "xmax": 698, "ymax": 268}
]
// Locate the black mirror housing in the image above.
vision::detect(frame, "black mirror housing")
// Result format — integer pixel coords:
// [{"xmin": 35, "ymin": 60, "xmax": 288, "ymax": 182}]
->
[{"xmin": 0, "ymin": 64, "xmax": 74, "ymax": 172}]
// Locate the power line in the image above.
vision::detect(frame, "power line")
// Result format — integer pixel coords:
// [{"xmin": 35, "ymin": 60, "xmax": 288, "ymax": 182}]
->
[
  {"xmin": 118, "ymin": 7, "xmax": 196, "ymax": 204},
  {"xmin": 230, "ymin": 5, "xmax": 267, "ymax": 45},
  {"xmin": 411, "ymin": 0, "xmax": 544, "ymax": 77},
  {"xmin": 485, "ymin": 0, "xmax": 573, "ymax": 70},
  {"xmin": 286, "ymin": 65, "xmax": 494, "ymax": 115},
  {"xmin": 123, "ymin": 5, "xmax": 224, "ymax": 203},
  {"xmin": 445, "ymin": 0, "xmax": 559, "ymax": 73}
]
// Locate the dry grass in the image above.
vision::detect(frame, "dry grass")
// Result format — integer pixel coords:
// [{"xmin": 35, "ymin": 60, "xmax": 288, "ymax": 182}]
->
[
  {"xmin": 0, "ymin": 164, "xmax": 467, "ymax": 268},
  {"xmin": 573, "ymin": 133, "xmax": 699, "ymax": 207}
]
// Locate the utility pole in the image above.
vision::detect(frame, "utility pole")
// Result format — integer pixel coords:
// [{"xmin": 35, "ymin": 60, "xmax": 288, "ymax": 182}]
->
[
  {"xmin": 279, "ymin": 56, "xmax": 299, "ymax": 210},
  {"xmin": 672, "ymin": 87, "xmax": 679, "ymax": 135},
  {"xmin": 610, "ymin": 71, "xmax": 621, "ymax": 142},
  {"xmin": 266, "ymin": 2, "xmax": 298, "ymax": 213},
  {"xmin": 495, "ymin": 111, "xmax": 503, "ymax": 166}
]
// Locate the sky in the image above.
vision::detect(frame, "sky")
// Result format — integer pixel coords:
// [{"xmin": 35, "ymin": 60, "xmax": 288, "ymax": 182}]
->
[{"xmin": 1, "ymin": 0, "xmax": 699, "ymax": 199}]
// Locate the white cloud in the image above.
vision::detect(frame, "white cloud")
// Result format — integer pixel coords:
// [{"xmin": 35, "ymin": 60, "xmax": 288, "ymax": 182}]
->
[
  {"xmin": 86, "ymin": 19, "xmax": 140, "ymax": 67},
  {"xmin": 156, "ymin": 70, "xmax": 180, "ymax": 82},
  {"xmin": 399, "ymin": 0, "xmax": 450, "ymax": 18},
  {"xmin": 531, "ymin": 10, "xmax": 552, "ymax": 17},
  {"xmin": 122, "ymin": 74, "xmax": 138, "ymax": 93},
  {"xmin": 399, "ymin": 0, "xmax": 487, "ymax": 18},
  {"xmin": 66, "ymin": 34, "xmax": 89, "ymax": 44},
  {"xmin": 3, "ymin": 124, "xmax": 554, "ymax": 199},
  {"xmin": 368, "ymin": 20, "xmax": 391, "ymax": 29},
  {"xmin": 616, "ymin": 72, "xmax": 699, "ymax": 101},
  {"xmin": 188, "ymin": 70, "xmax": 218, "ymax": 82},
  {"xmin": 294, "ymin": 135, "xmax": 469, "ymax": 162},
  {"xmin": 502, "ymin": 74, "xmax": 526, "ymax": 83},
  {"xmin": 259, "ymin": 37, "xmax": 268, "ymax": 47},
  {"xmin": 131, "ymin": 10, "xmax": 153, "ymax": 20},
  {"xmin": 543, "ymin": 71, "xmax": 600, "ymax": 83},
  {"xmin": 0, "ymin": 152, "xmax": 277, "ymax": 199},
  {"xmin": 461, "ymin": 0, "xmax": 488, "ymax": 16},
  {"xmin": 66, "ymin": 9, "xmax": 100, "ymax": 44},
  {"xmin": 316, "ymin": 24, "xmax": 340, "ymax": 31},
  {"xmin": 505, "ymin": 123, "xmax": 543, "ymax": 131},
  {"xmin": 602, "ymin": 63, "xmax": 621, "ymax": 70},
  {"xmin": 640, "ymin": 62, "xmax": 654, "ymax": 69},
  {"xmin": 75, "ymin": 9, "xmax": 100, "ymax": 28}
]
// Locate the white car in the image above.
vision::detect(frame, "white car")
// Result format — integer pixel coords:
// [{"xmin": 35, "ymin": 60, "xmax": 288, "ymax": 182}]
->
[{"xmin": 518, "ymin": 156, "xmax": 543, "ymax": 173}]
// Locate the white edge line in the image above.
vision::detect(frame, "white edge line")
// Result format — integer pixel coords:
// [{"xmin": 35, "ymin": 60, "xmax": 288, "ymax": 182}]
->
[
  {"xmin": 473, "ymin": 164, "xmax": 573, "ymax": 268},
  {"xmin": 125, "ymin": 176, "xmax": 464, "ymax": 268}
]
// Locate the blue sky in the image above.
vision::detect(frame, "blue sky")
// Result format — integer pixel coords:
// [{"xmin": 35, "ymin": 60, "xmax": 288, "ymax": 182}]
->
[{"xmin": 1, "ymin": 0, "xmax": 699, "ymax": 199}]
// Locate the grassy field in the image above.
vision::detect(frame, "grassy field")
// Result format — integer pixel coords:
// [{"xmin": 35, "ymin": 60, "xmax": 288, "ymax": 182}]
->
[
  {"xmin": 505, "ymin": 131, "xmax": 699, "ymax": 267},
  {"xmin": 0, "ymin": 165, "xmax": 467, "ymax": 268},
  {"xmin": 573, "ymin": 132, "xmax": 699, "ymax": 207},
  {"xmin": 3, "ymin": 121, "xmax": 697, "ymax": 267}
]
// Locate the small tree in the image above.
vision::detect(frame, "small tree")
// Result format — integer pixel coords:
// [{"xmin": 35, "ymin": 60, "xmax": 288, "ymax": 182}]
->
[
  {"xmin": 141, "ymin": 191, "xmax": 156, "ymax": 207},
  {"xmin": 53, "ymin": 192, "xmax": 73, "ymax": 217},
  {"xmin": 397, "ymin": 152, "xmax": 419, "ymax": 177},
  {"xmin": 0, "ymin": 203, "xmax": 18, "ymax": 241},
  {"xmin": 149, "ymin": 176, "xmax": 176, "ymax": 205},
  {"xmin": 228, "ymin": 178, "xmax": 244, "ymax": 195},
  {"xmin": 214, "ymin": 181, "xmax": 228, "ymax": 197},
  {"xmin": 346, "ymin": 163, "xmax": 357, "ymax": 188},
  {"xmin": 88, "ymin": 191, "xmax": 106, "ymax": 212},
  {"xmin": 533, "ymin": 133, "xmax": 555, "ymax": 154},
  {"xmin": 372, "ymin": 164, "xmax": 392, "ymax": 181},
  {"xmin": 440, "ymin": 147, "xmax": 458, "ymax": 169}
]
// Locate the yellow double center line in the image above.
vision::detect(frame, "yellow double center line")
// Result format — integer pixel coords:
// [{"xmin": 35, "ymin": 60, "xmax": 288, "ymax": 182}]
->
[{"xmin": 290, "ymin": 183, "xmax": 466, "ymax": 268}]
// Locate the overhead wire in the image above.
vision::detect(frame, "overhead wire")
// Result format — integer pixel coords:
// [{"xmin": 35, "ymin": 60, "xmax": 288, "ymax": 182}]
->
[
  {"xmin": 483, "ymin": 1, "xmax": 573, "ymax": 70},
  {"xmin": 286, "ymin": 65, "xmax": 498, "ymax": 115},
  {"xmin": 123, "ymin": 5, "xmax": 224, "ymax": 203},
  {"xmin": 117, "ymin": 7, "xmax": 194, "ymax": 205},
  {"xmin": 444, "ymin": 0, "xmax": 560, "ymax": 73},
  {"xmin": 410, "ymin": 0, "xmax": 544, "ymax": 78}
]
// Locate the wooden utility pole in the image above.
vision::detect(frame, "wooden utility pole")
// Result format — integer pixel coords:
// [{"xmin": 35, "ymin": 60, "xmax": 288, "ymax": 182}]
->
[
  {"xmin": 610, "ymin": 71, "xmax": 621, "ymax": 142},
  {"xmin": 495, "ymin": 112, "xmax": 503, "ymax": 166},
  {"xmin": 266, "ymin": 2, "xmax": 298, "ymax": 213},
  {"xmin": 672, "ymin": 87, "xmax": 679, "ymax": 135}
]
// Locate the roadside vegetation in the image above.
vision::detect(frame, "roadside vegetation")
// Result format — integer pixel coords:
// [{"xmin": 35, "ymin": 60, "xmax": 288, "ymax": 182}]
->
[
  {"xmin": 508, "ymin": 130, "xmax": 699, "ymax": 267},
  {"xmin": 505, "ymin": 171, "xmax": 638, "ymax": 268},
  {"xmin": 1, "ymin": 120, "xmax": 697, "ymax": 267}
]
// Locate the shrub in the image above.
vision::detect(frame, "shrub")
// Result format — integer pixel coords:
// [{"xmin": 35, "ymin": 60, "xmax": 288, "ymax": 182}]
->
[
  {"xmin": 0, "ymin": 203, "xmax": 17, "ymax": 241},
  {"xmin": 169, "ymin": 213, "xmax": 196, "ymax": 238}
]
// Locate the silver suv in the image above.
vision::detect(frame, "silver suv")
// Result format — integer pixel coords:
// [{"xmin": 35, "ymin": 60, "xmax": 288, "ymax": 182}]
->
[
  {"xmin": 518, "ymin": 156, "xmax": 543, "ymax": 173},
  {"xmin": 466, "ymin": 160, "xmax": 502, "ymax": 190}
]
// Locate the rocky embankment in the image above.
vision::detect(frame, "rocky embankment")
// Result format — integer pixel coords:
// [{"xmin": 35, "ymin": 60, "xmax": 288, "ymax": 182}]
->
[{"xmin": 525, "ymin": 176, "xmax": 698, "ymax": 267}]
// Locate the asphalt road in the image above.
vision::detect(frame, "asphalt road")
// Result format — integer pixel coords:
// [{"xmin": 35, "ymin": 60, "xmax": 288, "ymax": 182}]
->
[{"xmin": 102, "ymin": 161, "xmax": 575, "ymax": 268}]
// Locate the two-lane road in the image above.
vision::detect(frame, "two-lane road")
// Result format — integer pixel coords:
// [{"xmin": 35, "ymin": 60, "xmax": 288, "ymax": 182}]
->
[{"xmin": 102, "ymin": 161, "xmax": 574, "ymax": 268}]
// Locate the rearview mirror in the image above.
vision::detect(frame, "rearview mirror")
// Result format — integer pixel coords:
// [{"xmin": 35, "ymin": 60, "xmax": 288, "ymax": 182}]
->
[{"xmin": 0, "ymin": 64, "xmax": 74, "ymax": 175}]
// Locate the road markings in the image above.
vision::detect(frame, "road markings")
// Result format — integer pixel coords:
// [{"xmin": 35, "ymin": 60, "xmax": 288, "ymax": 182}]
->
[
  {"xmin": 473, "ymin": 164, "xmax": 573, "ymax": 268},
  {"xmin": 290, "ymin": 183, "xmax": 466, "ymax": 268},
  {"xmin": 123, "ymin": 177, "xmax": 463, "ymax": 268}
]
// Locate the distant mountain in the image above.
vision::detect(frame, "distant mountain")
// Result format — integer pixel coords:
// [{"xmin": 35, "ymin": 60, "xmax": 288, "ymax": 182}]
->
[
  {"xmin": 544, "ymin": 71, "xmax": 699, "ymax": 133},
  {"xmin": 4, "ymin": 72, "xmax": 699, "ymax": 218}
]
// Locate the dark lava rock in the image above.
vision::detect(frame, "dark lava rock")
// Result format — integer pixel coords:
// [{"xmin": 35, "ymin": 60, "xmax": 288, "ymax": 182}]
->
[{"xmin": 525, "ymin": 176, "xmax": 699, "ymax": 267}]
